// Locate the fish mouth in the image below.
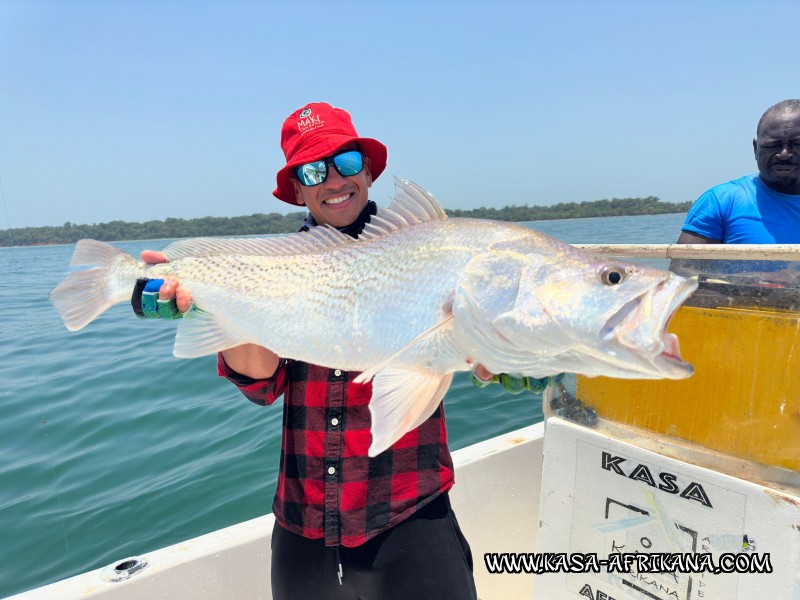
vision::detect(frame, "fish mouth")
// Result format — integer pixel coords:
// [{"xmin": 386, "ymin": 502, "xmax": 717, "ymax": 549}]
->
[{"xmin": 603, "ymin": 275, "xmax": 698, "ymax": 379}]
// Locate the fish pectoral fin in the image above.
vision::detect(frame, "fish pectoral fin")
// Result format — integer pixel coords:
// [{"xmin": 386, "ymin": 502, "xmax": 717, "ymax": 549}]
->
[
  {"xmin": 173, "ymin": 308, "xmax": 243, "ymax": 358},
  {"xmin": 367, "ymin": 368, "xmax": 453, "ymax": 457},
  {"xmin": 353, "ymin": 315, "xmax": 454, "ymax": 385}
]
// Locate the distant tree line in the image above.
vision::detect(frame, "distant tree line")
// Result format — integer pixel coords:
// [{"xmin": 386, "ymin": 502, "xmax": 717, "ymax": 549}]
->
[
  {"xmin": 0, "ymin": 196, "xmax": 691, "ymax": 247},
  {"xmin": 445, "ymin": 196, "xmax": 692, "ymax": 221},
  {"xmin": 1, "ymin": 211, "xmax": 307, "ymax": 247}
]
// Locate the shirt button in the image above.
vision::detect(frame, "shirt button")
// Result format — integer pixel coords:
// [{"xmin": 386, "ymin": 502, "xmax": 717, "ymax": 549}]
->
[
  {"xmin": 327, "ymin": 466, "xmax": 336, "ymax": 475},
  {"xmin": 334, "ymin": 369, "xmax": 342, "ymax": 377},
  {"xmin": 331, "ymin": 417, "xmax": 339, "ymax": 426}
]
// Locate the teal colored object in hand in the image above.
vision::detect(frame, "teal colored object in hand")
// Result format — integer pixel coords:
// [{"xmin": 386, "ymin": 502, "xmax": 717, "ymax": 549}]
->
[
  {"xmin": 499, "ymin": 373, "xmax": 527, "ymax": 394},
  {"xmin": 471, "ymin": 371, "xmax": 561, "ymax": 394},
  {"xmin": 156, "ymin": 298, "xmax": 183, "ymax": 319}
]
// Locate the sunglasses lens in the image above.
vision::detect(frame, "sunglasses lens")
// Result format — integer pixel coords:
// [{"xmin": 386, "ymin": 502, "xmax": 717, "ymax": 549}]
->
[
  {"xmin": 296, "ymin": 160, "xmax": 327, "ymax": 186},
  {"xmin": 333, "ymin": 150, "xmax": 363, "ymax": 177},
  {"xmin": 295, "ymin": 150, "xmax": 364, "ymax": 186}
]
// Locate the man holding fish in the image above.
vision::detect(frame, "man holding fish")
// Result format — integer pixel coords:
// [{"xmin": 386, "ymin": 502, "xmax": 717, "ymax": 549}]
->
[
  {"xmin": 52, "ymin": 103, "xmax": 697, "ymax": 599},
  {"xmin": 137, "ymin": 103, "xmax": 480, "ymax": 599}
]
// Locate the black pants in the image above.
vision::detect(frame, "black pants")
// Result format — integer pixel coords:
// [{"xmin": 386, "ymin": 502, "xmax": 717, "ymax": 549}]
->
[{"xmin": 271, "ymin": 492, "xmax": 478, "ymax": 600}]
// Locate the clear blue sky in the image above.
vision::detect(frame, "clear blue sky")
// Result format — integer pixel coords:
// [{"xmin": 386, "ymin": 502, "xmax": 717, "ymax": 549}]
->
[{"xmin": 1, "ymin": 0, "xmax": 797, "ymax": 229}]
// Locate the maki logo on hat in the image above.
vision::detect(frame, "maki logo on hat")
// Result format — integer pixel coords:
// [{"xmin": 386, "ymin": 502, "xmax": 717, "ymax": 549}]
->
[{"xmin": 296, "ymin": 107, "xmax": 324, "ymax": 135}]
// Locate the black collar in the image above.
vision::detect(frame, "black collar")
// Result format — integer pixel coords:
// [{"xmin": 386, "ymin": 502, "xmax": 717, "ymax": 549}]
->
[{"xmin": 299, "ymin": 200, "xmax": 378, "ymax": 239}]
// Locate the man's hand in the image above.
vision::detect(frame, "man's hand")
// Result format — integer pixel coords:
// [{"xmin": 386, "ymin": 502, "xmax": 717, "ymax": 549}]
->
[
  {"xmin": 139, "ymin": 249, "xmax": 280, "ymax": 378},
  {"xmin": 140, "ymin": 251, "xmax": 193, "ymax": 312},
  {"xmin": 141, "ymin": 250, "xmax": 168, "ymax": 263},
  {"xmin": 472, "ymin": 364, "xmax": 494, "ymax": 382}
]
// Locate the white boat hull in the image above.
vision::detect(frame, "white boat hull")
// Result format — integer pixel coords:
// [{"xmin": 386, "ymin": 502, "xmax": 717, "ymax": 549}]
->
[{"xmin": 9, "ymin": 424, "xmax": 545, "ymax": 600}]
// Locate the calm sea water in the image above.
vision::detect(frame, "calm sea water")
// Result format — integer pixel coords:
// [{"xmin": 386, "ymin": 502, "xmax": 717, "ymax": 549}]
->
[{"xmin": 0, "ymin": 213, "xmax": 685, "ymax": 597}]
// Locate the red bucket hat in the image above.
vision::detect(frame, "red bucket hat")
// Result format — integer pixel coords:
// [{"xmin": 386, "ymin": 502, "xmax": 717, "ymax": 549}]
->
[{"xmin": 273, "ymin": 102, "xmax": 388, "ymax": 205}]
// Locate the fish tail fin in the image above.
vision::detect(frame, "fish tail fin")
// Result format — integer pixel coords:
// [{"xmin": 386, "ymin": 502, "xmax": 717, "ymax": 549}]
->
[{"xmin": 49, "ymin": 239, "xmax": 136, "ymax": 331}]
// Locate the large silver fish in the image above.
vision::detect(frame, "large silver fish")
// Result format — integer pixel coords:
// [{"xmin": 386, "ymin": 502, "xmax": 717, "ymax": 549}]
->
[{"xmin": 50, "ymin": 178, "xmax": 697, "ymax": 456}]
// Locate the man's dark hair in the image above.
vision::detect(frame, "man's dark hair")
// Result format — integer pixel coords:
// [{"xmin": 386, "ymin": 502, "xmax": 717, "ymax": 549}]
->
[{"xmin": 757, "ymin": 99, "xmax": 800, "ymax": 135}]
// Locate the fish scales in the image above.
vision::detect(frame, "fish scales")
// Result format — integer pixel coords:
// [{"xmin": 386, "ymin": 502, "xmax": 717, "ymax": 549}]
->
[
  {"xmin": 149, "ymin": 219, "xmax": 519, "ymax": 372},
  {"xmin": 50, "ymin": 178, "xmax": 697, "ymax": 455}
]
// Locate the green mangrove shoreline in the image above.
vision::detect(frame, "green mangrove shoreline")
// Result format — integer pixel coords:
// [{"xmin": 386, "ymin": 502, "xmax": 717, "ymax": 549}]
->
[{"xmin": 1, "ymin": 196, "xmax": 690, "ymax": 248}]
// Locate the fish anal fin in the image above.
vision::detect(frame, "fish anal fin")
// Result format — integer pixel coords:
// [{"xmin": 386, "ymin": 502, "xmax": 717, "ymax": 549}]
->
[
  {"xmin": 173, "ymin": 309, "xmax": 244, "ymax": 358},
  {"xmin": 367, "ymin": 368, "xmax": 453, "ymax": 457}
]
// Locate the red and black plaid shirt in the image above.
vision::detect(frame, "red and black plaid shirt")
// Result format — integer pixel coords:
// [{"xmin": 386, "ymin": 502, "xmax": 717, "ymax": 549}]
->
[{"xmin": 218, "ymin": 355, "xmax": 455, "ymax": 547}]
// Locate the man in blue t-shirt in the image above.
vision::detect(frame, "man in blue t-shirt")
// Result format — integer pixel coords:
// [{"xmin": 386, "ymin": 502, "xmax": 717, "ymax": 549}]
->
[
  {"xmin": 674, "ymin": 100, "xmax": 800, "ymax": 281},
  {"xmin": 678, "ymin": 99, "xmax": 800, "ymax": 244}
]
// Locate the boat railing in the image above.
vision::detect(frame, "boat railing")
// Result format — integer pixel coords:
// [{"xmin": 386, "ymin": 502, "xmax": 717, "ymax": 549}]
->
[{"xmin": 574, "ymin": 242, "xmax": 800, "ymax": 260}]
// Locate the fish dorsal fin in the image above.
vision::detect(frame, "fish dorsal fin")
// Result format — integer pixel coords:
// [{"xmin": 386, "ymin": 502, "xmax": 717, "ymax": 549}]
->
[
  {"xmin": 161, "ymin": 226, "xmax": 354, "ymax": 261},
  {"xmin": 161, "ymin": 178, "xmax": 443, "ymax": 258},
  {"xmin": 358, "ymin": 178, "xmax": 448, "ymax": 241}
]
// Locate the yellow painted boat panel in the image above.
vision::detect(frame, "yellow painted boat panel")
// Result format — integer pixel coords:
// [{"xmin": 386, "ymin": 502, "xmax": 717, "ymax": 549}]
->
[{"xmin": 577, "ymin": 305, "xmax": 800, "ymax": 471}]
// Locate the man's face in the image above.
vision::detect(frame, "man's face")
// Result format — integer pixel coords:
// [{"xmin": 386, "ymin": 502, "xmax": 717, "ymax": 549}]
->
[
  {"xmin": 754, "ymin": 109, "xmax": 800, "ymax": 194},
  {"xmin": 291, "ymin": 145, "xmax": 372, "ymax": 227}
]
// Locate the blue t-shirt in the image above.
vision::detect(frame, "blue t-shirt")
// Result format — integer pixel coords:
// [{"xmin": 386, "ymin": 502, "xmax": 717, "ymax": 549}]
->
[{"xmin": 682, "ymin": 174, "xmax": 800, "ymax": 243}]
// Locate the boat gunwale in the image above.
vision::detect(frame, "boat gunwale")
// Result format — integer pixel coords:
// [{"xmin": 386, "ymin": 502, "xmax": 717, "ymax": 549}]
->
[{"xmin": 574, "ymin": 242, "xmax": 800, "ymax": 260}]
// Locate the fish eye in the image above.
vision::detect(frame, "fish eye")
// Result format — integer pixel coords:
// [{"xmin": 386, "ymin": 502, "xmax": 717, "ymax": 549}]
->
[{"xmin": 599, "ymin": 266, "xmax": 627, "ymax": 286}]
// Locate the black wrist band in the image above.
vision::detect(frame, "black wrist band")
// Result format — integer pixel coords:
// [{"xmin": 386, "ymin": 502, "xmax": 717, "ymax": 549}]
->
[{"xmin": 131, "ymin": 277, "xmax": 150, "ymax": 318}]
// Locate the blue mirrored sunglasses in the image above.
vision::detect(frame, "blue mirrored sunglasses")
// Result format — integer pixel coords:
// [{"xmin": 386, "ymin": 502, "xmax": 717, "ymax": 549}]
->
[{"xmin": 294, "ymin": 150, "xmax": 364, "ymax": 186}]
